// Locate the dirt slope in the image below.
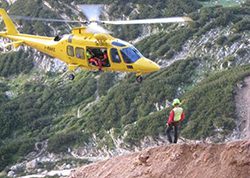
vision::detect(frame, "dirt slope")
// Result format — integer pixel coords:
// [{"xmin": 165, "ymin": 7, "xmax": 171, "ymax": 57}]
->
[
  {"xmin": 68, "ymin": 140, "xmax": 250, "ymax": 178},
  {"xmin": 235, "ymin": 76, "xmax": 250, "ymax": 139}
]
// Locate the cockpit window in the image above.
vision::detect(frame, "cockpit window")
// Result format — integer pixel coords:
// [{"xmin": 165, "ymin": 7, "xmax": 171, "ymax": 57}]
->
[
  {"xmin": 112, "ymin": 41, "xmax": 126, "ymax": 47},
  {"xmin": 121, "ymin": 47, "xmax": 142, "ymax": 63}
]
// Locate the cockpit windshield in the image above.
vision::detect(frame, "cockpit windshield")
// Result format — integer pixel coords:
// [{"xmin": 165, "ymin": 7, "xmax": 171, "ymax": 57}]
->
[{"xmin": 120, "ymin": 47, "xmax": 142, "ymax": 63}]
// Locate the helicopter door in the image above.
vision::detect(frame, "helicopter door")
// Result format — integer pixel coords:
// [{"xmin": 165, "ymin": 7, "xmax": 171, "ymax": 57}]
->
[
  {"xmin": 109, "ymin": 48, "xmax": 125, "ymax": 71},
  {"xmin": 86, "ymin": 48, "xmax": 110, "ymax": 70}
]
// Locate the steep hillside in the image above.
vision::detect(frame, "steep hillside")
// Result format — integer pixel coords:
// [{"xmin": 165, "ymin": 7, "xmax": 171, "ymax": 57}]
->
[
  {"xmin": 0, "ymin": 0, "xmax": 250, "ymax": 177},
  {"xmin": 69, "ymin": 140, "xmax": 250, "ymax": 178}
]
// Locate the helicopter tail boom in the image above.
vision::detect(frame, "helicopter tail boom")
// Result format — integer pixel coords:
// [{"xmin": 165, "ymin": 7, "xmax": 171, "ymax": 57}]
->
[{"xmin": 0, "ymin": 8, "xmax": 19, "ymax": 35}]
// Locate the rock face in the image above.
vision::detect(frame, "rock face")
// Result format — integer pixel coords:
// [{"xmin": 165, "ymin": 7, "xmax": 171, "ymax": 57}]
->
[
  {"xmin": 69, "ymin": 140, "xmax": 250, "ymax": 178},
  {"xmin": 235, "ymin": 76, "xmax": 250, "ymax": 139}
]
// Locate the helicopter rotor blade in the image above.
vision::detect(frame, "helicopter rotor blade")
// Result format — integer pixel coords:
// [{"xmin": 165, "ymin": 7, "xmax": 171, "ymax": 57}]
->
[
  {"xmin": 102, "ymin": 17, "xmax": 193, "ymax": 25},
  {"xmin": 9, "ymin": 15, "xmax": 83, "ymax": 23}
]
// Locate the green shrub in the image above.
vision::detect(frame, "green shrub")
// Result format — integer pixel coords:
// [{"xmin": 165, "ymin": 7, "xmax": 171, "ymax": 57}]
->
[
  {"xmin": 0, "ymin": 138, "xmax": 35, "ymax": 171},
  {"xmin": 216, "ymin": 36, "xmax": 228, "ymax": 45},
  {"xmin": 234, "ymin": 19, "xmax": 250, "ymax": 32},
  {"xmin": 48, "ymin": 131, "xmax": 90, "ymax": 153}
]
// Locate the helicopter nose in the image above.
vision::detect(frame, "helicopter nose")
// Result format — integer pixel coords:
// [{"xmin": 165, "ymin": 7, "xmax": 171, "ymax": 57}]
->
[
  {"xmin": 134, "ymin": 58, "xmax": 160, "ymax": 73},
  {"xmin": 150, "ymin": 60, "xmax": 161, "ymax": 72}
]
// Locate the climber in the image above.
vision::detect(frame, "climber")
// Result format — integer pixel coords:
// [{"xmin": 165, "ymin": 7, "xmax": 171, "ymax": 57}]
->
[{"xmin": 166, "ymin": 98, "xmax": 185, "ymax": 144}]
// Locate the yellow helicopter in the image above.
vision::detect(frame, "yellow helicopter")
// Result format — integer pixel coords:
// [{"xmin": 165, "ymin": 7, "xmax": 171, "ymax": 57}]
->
[{"xmin": 0, "ymin": 5, "xmax": 192, "ymax": 82}]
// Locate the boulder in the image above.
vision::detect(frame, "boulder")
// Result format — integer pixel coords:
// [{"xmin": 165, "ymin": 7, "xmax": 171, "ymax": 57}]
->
[
  {"xmin": 7, "ymin": 171, "xmax": 15, "ymax": 177},
  {"xmin": 26, "ymin": 159, "xmax": 38, "ymax": 170}
]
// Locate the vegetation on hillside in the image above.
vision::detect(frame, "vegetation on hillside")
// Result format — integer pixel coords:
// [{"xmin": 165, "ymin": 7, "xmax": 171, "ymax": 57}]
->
[
  {"xmin": 0, "ymin": 0, "xmax": 250, "ymax": 172},
  {"xmin": 9, "ymin": 0, "xmax": 65, "ymax": 35},
  {"xmin": 182, "ymin": 65, "xmax": 250, "ymax": 139},
  {"xmin": 137, "ymin": 4, "xmax": 250, "ymax": 59},
  {"xmin": 0, "ymin": 72, "xmax": 98, "ymax": 170},
  {"xmin": 0, "ymin": 50, "xmax": 34, "ymax": 77}
]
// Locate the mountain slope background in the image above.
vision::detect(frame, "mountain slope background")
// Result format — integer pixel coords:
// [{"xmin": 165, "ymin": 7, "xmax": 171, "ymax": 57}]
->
[{"xmin": 0, "ymin": 0, "xmax": 250, "ymax": 177}]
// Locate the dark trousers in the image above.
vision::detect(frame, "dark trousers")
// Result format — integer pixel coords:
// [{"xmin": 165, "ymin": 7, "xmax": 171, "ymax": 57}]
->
[{"xmin": 166, "ymin": 124, "xmax": 178, "ymax": 143}]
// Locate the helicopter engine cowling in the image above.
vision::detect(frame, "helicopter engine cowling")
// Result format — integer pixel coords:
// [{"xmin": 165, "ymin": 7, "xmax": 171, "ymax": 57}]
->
[
  {"xmin": 94, "ymin": 33, "xmax": 108, "ymax": 44},
  {"xmin": 94, "ymin": 34, "xmax": 108, "ymax": 41}
]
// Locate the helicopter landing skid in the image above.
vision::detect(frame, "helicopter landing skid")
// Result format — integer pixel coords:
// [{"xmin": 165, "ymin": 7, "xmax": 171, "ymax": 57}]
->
[
  {"xmin": 68, "ymin": 73, "xmax": 75, "ymax": 80},
  {"xmin": 66, "ymin": 65, "xmax": 79, "ymax": 80},
  {"xmin": 136, "ymin": 73, "xmax": 143, "ymax": 83}
]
